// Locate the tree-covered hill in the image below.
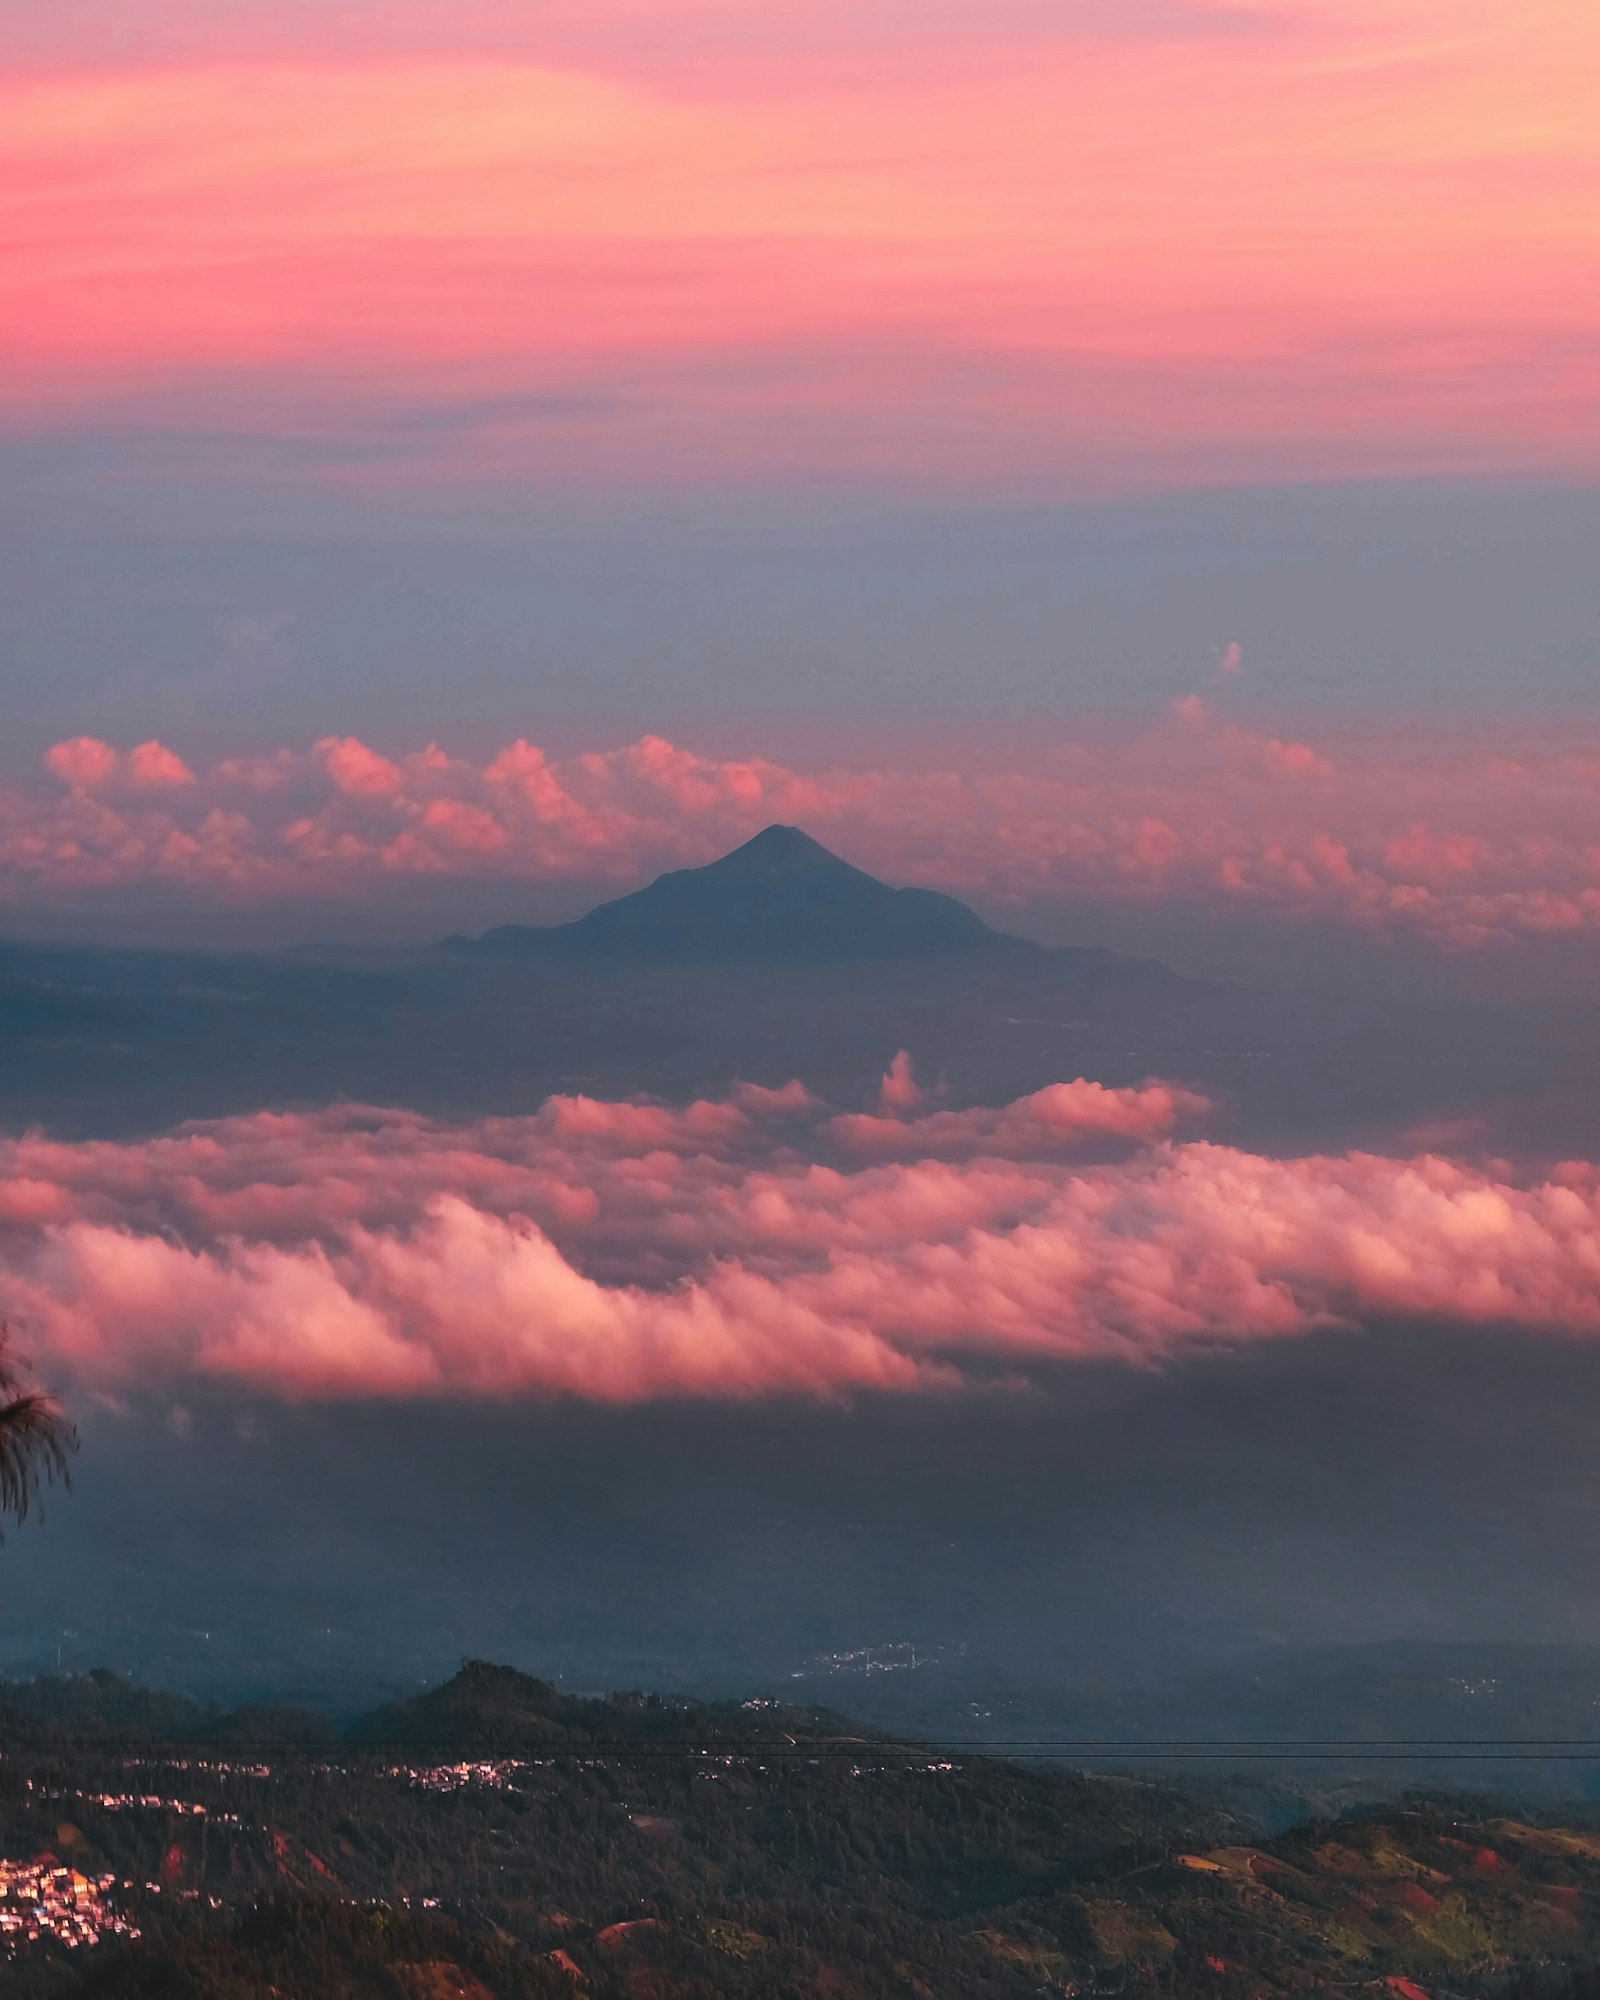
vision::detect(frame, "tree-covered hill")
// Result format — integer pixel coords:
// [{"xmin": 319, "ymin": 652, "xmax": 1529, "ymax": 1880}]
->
[
  {"xmin": 347, "ymin": 1658, "xmax": 852, "ymax": 1751},
  {"xmin": 7, "ymin": 1664, "xmax": 1600, "ymax": 1998}
]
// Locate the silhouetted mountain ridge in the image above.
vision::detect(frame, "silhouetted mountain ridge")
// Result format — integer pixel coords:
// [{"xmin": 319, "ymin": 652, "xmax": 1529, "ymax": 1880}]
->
[
  {"xmin": 444, "ymin": 824, "xmax": 1151, "ymax": 969},
  {"xmin": 0, "ymin": 1668, "xmax": 332, "ymax": 1747},
  {"xmin": 0, "ymin": 1661, "xmax": 850, "ymax": 1756},
  {"xmin": 349, "ymin": 1658, "xmax": 848, "ymax": 1749}
]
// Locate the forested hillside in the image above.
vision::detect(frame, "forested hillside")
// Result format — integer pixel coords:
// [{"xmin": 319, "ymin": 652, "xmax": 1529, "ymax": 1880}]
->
[{"xmin": 5, "ymin": 1663, "xmax": 1600, "ymax": 1997}]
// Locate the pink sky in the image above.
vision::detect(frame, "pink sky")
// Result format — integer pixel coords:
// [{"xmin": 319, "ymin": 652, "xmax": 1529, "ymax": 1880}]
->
[{"xmin": 3, "ymin": 0, "xmax": 1597, "ymax": 490}]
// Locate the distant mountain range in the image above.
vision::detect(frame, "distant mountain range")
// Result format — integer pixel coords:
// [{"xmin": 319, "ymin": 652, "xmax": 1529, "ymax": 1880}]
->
[
  {"xmin": 16, "ymin": 1642, "xmax": 1600, "ymax": 1785},
  {"xmin": 444, "ymin": 823, "xmax": 1147, "ymax": 971},
  {"xmin": 0, "ymin": 1660, "xmax": 844, "ymax": 1753}
]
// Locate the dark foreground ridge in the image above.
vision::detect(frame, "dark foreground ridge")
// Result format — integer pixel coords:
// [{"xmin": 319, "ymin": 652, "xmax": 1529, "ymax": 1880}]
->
[
  {"xmin": 8, "ymin": 1662, "xmax": 1600, "ymax": 1999},
  {"xmin": 446, "ymin": 823, "xmax": 1150, "ymax": 968}
]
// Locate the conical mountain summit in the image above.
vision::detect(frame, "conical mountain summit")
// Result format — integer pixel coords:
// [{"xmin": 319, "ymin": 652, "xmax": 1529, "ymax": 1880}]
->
[{"xmin": 447, "ymin": 824, "xmax": 1041, "ymax": 961}]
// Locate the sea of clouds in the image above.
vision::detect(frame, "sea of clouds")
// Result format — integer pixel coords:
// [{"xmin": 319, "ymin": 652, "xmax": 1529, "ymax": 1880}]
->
[
  {"xmin": 6, "ymin": 1057, "xmax": 1600, "ymax": 1404},
  {"xmin": 9, "ymin": 700, "xmax": 1600, "ymax": 950}
]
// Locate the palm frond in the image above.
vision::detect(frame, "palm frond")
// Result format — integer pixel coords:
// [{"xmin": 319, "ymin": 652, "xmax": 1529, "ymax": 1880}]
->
[{"xmin": 0, "ymin": 1322, "xmax": 77, "ymax": 1532}]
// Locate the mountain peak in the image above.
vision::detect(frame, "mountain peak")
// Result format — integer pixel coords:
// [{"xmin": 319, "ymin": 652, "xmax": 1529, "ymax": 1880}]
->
[
  {"xmin": 453, "ymin": 825, "xmax": 1028, "ymax": 961},
  {"xmin": 713, "ymin": 824, "xmax": 853, "ymax": 874},
  {"xmin": 444, "ymin": 826, "xmax": 1168, "ymax": 978}
]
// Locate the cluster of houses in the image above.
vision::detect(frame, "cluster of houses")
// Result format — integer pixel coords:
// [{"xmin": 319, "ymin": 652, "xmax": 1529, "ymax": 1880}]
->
[
  {"xmin": 396, "ymin": 1757, "xmax": 525, "ymax": 1793},
  {"xmin": 0, "ymin": 1856, "xmax": 140, "ymax": 1952}
]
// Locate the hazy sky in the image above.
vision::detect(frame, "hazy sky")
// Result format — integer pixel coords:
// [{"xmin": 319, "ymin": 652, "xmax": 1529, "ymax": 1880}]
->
[
  {"xmin": 2, "ymin": 0, "xmax": 1596, "ymax": 951},
  {"xmin": 2, "ymin": 0, "xmax": 1597, "ymax": 757},
  {"xmin": 4, "ymin": 0, "xmax": 1600, "ymax": 1701}
]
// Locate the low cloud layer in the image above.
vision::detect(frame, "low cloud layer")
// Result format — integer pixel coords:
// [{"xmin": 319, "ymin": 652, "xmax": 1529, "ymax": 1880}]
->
[
  {"xmin": 6, "ymin": 1063, "xmax": 1600, "ymax": 1405},
  {"xmin": 6, "ymin": 708, "xmax": 1600, "ymax": 949}
]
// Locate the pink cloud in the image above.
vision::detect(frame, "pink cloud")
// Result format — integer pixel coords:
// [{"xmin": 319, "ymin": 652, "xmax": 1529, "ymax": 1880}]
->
[
  {"xmin": 8, "ymin": 715, "xmax": 1600, "ymax": 950},
  {"xmin": 7, "ymin": 1074, "xmax": 1600, "ymax": 1407},
  {"xmin": 125, "ymin": 740, "xmax": 197, "ymax": 790},
  {"xmin": 43, "ymin": 737, "xmax": 119, "ymax": 792},
  {"xmin": 315, "ymin": 736, "xmax": 406, "ymax": 799},
  {"xmin": 834, "ymin": 1071, "xmax": 1210, "ymax": 1160},
  {"xmin": 1212, "ymin": 726, "xmax": 1338, "ymax": 780},
  {"xmin": 876, "ymin": 1050, "xmax": 925, "ymax": 1115}
]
